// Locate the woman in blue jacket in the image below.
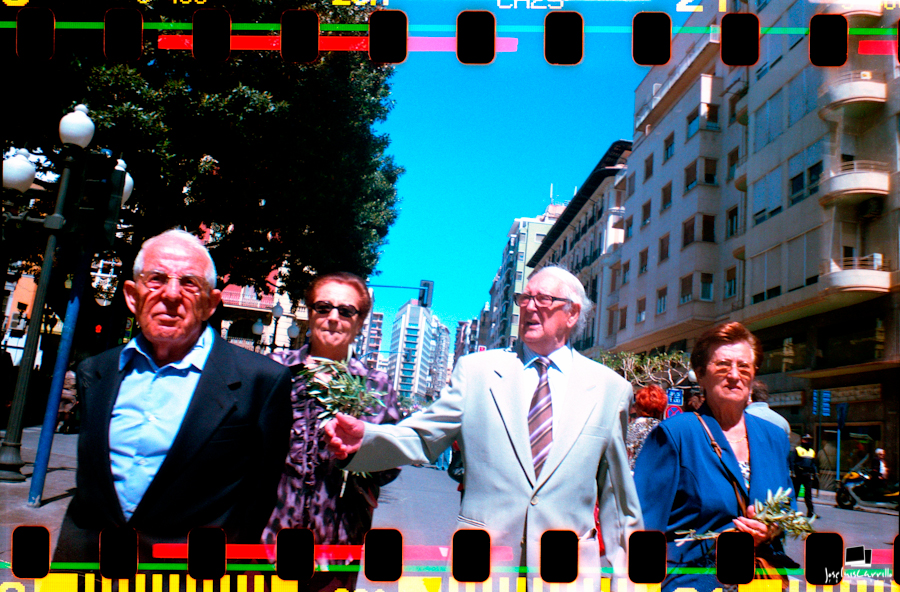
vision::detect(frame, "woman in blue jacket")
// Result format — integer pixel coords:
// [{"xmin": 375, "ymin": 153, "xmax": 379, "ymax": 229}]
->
[{"xmin": 634, "ymin": 322, "xmax": 793, "ymax": 592}]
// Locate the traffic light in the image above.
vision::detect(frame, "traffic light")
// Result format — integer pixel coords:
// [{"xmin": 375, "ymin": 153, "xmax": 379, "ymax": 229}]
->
[{"xmin": 418, "ymin": 280, "xmax": 433, "ymax": 308}]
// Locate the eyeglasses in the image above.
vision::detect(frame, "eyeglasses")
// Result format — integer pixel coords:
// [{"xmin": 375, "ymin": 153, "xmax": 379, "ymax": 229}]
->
[
  {"xmin": 138, "ymin": 271, "xmax": 207, "ymax": 295},
  {"xmin": 709, "ymin": 359, "xmax": 754, "ymax": 380},
  {"xmin": 312, "ymin": 301, "xmax": 360, "ymax": 318},
  {"xmin": 513, "ymin": 293, "xmax": 571, "ymax": 308}
]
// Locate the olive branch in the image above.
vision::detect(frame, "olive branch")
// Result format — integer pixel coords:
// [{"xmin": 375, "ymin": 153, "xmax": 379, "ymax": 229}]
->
[
  {"xmin": 674, "ymin": 488, "xmax": 816, "ymax": 546},
  {"xmin": 292, "ymin": 357, "xmax": 387, "ymax": 494}
]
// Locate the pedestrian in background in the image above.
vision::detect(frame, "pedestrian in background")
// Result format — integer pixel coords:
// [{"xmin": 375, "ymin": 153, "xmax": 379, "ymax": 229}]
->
[
  {"xmin": 790, "ymin": 434, "xmax": 818, "ymax": 518},
  {"xmin": 626, "ymin": 384, "xmax": 667, "ymax": 470},
  {"xmin": 745, "ymin": 379, "xmax": 791, "ymax": 436}
]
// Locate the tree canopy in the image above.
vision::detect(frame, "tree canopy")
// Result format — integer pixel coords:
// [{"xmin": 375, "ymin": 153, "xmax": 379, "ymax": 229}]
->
[{"xmin": 3, "ymin": 0, "xmax": 402, "ymax": 312}]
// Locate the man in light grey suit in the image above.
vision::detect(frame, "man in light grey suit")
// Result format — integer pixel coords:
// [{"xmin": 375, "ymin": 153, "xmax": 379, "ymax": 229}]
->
[{"xmin": 325, "ymin": 266, "xmax": 642, "ymax": 585}]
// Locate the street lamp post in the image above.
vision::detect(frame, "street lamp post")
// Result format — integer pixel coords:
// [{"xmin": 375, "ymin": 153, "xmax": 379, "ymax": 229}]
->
[
  {"xmin": 252, "ymin": 318, "xmax": 265, "ymax": 352},
  {"xmin": 287, "ymin": 320, "xmax": 301, "ymax": 349},
  {"xmin": 269, "ymin": 302, "xmax": 283, "ymax": 352},
  {"xmin": 0, "ymin": 105, "xmax": 95, "ymax": 482}
]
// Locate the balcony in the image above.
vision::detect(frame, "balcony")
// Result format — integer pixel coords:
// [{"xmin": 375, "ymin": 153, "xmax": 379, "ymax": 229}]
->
[
  {"xmin": 823, "ymin": 0, "xmax": 882, "ymax": 22},
  {"xmin": 820, "ymin": 255, "xmax": 893, "ymax": 294},
  {"xmin": 730, "ymin": 154, "xmax": 748, "ymax": 192},
  {"xmin": 819, "ymin": 71, "xmax": 887, "ymax": 120},
  {"xmin": 634, "ymin": 36, "xmax": 720, "ymax": 132},
  {"xmin": 819, "ymin": 160, "xmax": 890, "ymax": 206}
]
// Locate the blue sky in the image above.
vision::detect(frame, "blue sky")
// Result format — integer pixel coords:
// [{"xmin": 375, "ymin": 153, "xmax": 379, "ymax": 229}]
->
[{"xmin": 368, "ymin": 0, "xmax": 677, "ymax": 346}]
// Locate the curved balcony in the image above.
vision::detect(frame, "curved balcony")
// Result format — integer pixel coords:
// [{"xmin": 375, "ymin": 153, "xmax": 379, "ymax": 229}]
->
[
  {"xmin": 820, "ymin": 255, "xmax": 893, "ymax": 293},
  {"xmin": 819, "ymin": 160, "xmax": 890, "ymax": 206},
  {"xmin": 729, "ymin": 154, "xmax": 748, "ymax": 192},
  {"xmin": 823, "ymin": 0, "xmax": 882, "ymax": 22},
  {"xmin": 819, "ymin": 71, "xmax": 887, "ymax": 120}
]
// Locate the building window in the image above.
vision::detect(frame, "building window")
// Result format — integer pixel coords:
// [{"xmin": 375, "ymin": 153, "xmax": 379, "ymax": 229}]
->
[
  {"xmin": 726, "ymin": 207, "xmax": 739, "ymax": 238},
  {"xmin": 685, "ymin": 160, "xmax": 698, "ymax": 192},
  {"xmin": 516, "ymin": 270, "xmax": 523, "ymax": 281},
  {"xmin": 535, "ymin": 233, "xmax": 546, "ymax": 243},
  {"xmin": 727, "ymin": 148, "xmax": 739, "ymax": 181},
  {"xmin": 661, "ymin": 184, "xmax": 673, "ymax": 212},
  {"xmin": 625, "ymin": 216, "xmax": 633, "ymax": 239},
  {"xmin": 642, "ymin": 201, "xmax": 652, "ymax": 226},
  {"xmin": 680, "ymin": 275, "xmax": 693, "ymax": 304},
  {"xmin": 700, "ymin": 273, "xmax": 714, "ymax": 301},
  {"xmin": 682, "ymin": 217, "xmax": 695, "ymax": 248},
  {"xmin": 705, "ymin": 104, "xmax": 720, "ymax": 131},
  {"xmin": 725, "ymin": 266, "xmax": 737, "ymax": 298},
  {"xmin": 636, "ymin": 298, "xmax": 647, "ymax": 323},
  {"xmin": 518, "ymin": 251, "xmax": 525, "ymax": 261},
  {"xmin": 610, "ymin": 268, "xmax": 619, "ymax": 293},
  {"xmin": 607, "ymin": 309, "xmax": 616, "ymax": 336},
  {"xmin": 622, "ymin": 261, "xmax": 630, "ymax": 285},
  {"xmin": 644, "ymin": 155, "xmax": 654, "ymax": 181},
  {"xmin": 627, "ymin": 172, "xmax": 636, "ymax": 197},
  {"xmin": 659, "ymin": 234, "xmax": 670, "ymax": 262},
  {"xmin": 702, "ymin": 214, "xmax": 715, "ymax": 242},
  {"xmin": 639, "ymin": 249, "xmax": 649, "ymax": 274},
  {"xmin": 619, "ymin": 306, "xmax": 628, "ymax": 331},
  {"xmin": 664, "ymin": 133, "xmax": 675, "ymax": 161},
  {"xmin": 704, "ymin": 158, "xmax": 718, "ymax": 185},
  {"xmin": 657, "ymin": 287, "xmax": 667, "ymax": 314},
  {"xmin": 687, "ymin": 108, "xmax": 700, "ymax": 139},
  {"xmin": 807, "ymin": 161, "xmax": 823, "ymax": 196}
]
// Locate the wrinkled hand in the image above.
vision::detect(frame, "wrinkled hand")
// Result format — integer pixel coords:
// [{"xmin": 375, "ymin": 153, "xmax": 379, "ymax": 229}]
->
[
  {"xmin": 733, "ymin": 503, "xmax": 780, "ymax": 546},
  {"xmin": 323, "ymin": 413, "xmax": 365, "ymax": 460}
]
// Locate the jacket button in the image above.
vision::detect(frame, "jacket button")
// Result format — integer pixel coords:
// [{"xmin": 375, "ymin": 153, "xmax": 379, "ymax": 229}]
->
[{"xmin": 531, "ymin": 497, "xmax": 538, "ymax": 506}]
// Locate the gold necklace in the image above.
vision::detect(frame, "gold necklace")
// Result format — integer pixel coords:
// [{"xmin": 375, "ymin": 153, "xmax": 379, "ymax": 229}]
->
[{"xmin": 726, "ymin": 434, "xmax": 747, "ymax": 443}]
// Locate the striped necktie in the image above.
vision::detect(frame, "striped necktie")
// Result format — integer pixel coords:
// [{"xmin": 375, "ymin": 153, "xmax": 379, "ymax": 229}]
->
[{"xmin": 528, "ymin": 356, "xmax": 553, "ymax": 478}]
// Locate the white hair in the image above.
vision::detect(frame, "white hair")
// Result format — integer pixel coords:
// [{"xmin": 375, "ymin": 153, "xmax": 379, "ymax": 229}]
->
[
  {"xmin": 527, "ymin": 265, "xmax": 594, "ymax": 337},
  {"xmin": 133, "ymin": 229, "xmax": 217, "ymax": 288}
]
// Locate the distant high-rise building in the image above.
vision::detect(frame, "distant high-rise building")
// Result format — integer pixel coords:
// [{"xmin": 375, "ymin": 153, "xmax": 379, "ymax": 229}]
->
[
  {"xmin": 429, "ymin": 318, "xmax": 452, "ymax": 400},
  {"xmin": 486, "ymin": 205, "xmax": 564, "ymax": 349},
  {"xmin": 388, "ymin": 299, "xmax": 437, "ymax": 406}
]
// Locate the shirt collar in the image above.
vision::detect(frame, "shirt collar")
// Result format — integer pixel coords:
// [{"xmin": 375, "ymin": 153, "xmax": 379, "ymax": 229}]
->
[
  {"xmin": 522, "ymin": 342, "xmax": 573, "ymax": 374},
  {"xmin": 120, "ymin": 324, "xmax": 215, "ymax": 372}
]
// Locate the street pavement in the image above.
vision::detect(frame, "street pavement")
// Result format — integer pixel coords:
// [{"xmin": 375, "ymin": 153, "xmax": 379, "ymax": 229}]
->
[{"xmin": 1, "ymin": 426, "xmax": 896, "ymax": 588}]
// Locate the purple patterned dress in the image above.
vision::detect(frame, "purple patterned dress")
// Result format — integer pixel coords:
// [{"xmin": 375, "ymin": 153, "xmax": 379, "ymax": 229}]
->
[{"xmin": 261, "ymin": 345, "xmax": 402, "ymax": 580}]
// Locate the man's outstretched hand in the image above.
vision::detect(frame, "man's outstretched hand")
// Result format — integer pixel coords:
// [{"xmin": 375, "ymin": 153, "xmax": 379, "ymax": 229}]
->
[{"xmin": 324, "ymin": 413, "xmax": 366, "ymax": 459}]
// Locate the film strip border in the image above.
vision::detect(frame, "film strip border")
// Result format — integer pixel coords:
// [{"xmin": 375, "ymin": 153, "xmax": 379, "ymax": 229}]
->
[
  {"xmin": 7, "ymin": 526, "xmax": 899, "ymax": 585},
  {"xmin": 3, "ymin": 6, "xmax": 899, "ymax": 65}
]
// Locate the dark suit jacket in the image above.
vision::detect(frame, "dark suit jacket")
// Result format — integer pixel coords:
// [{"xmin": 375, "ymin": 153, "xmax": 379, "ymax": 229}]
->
[
  {"xmin": 54, "ymin": 332, "xmax": 292, "ymax": 563},
  {"xmin": 633, "ymin": 404, "xmax": 793, "ymax": 592}
]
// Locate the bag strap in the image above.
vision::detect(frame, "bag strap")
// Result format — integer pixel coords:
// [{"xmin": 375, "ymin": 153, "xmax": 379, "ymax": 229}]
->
[{"xmin": 693, "ymin": 412, "xmax": 749, "ymax": 517}]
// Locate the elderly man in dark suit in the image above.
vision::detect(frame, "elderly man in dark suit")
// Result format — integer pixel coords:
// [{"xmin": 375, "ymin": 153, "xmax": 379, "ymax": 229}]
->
[{"xmin": 54, "ymin": 229, "xmax": 292, "ymax": 563}]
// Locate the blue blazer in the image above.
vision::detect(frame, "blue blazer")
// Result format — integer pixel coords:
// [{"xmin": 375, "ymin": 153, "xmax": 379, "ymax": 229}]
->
[{"xmin": 633, "ymin": 404, "xmax": 793, "ymax": 592}]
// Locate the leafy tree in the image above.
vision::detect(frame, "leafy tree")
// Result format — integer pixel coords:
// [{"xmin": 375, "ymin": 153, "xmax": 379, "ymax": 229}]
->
[
  {"xmin": 3, "ymin": 0, "xmax": 402, "ymax": 334},
  {"xmin": 595, "ymin": 350, "xmax": 693, "ymax": 391}
]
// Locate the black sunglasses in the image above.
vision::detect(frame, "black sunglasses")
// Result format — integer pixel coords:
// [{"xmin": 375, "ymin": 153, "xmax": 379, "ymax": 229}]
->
[{"xmin": 312, "ymin": 301, "xmax": 360, "ymax": 318}]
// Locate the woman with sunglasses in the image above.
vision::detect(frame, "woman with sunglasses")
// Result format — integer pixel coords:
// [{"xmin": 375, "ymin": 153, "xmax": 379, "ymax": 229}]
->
[{"xmin": 261, "ymin": 272, "xmax": 402, "ymax": 592}]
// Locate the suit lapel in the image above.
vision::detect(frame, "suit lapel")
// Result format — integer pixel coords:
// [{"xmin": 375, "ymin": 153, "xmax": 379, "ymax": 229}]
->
[
  {"xmin": 537, "ymin": 351, "xmax": 599, "ymax": 487},
  {"xmin": 133, "ymin": 335, "xmax": 238, "ymax": 517},
  {"xmin": 489, "ymin": 342, "xmax": 537, "ymax": 486}
]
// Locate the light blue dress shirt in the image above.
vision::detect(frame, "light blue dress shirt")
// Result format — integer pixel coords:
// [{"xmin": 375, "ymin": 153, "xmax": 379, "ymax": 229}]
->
[{"xmin": 110, "ymin": 325, "xmax": 215, "ymax": 520}]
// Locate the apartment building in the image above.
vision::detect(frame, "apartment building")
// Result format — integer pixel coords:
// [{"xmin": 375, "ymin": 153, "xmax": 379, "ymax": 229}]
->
[
  {"xmin": 535, "ymin": 0, "xmax": 898, "ymax": 480},
  {"xmin": 387, "ymin": 299, "xmax": 437, "ymax": 405},
  {"xmin": 528, "ymin": 141, "xmax": 632, "ymax": 359},
  {"xmin": 486, "ymin": 205, "xmax": 565, "ymax": 349}
]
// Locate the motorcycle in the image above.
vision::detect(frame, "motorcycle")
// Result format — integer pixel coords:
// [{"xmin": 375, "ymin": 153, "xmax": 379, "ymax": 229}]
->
[{"xmin": 835, "ymin": 462, "xmax": 899, "ymax": 510}]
